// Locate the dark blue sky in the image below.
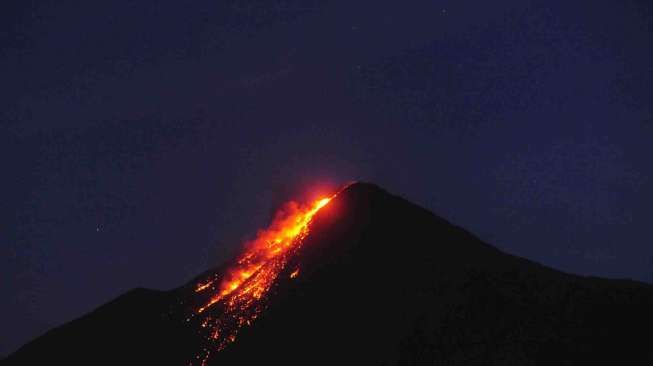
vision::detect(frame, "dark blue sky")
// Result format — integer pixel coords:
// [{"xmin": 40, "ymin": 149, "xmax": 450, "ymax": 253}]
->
[{"xmin": 2, "ymin": 0, "xmax": 652, "ymax": 356}]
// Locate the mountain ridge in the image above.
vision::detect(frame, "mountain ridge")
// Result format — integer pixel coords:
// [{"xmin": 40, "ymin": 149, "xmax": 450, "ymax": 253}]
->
[{"xmin": 5, "ymin": 182, "xmax": 653, "ymax": 365}]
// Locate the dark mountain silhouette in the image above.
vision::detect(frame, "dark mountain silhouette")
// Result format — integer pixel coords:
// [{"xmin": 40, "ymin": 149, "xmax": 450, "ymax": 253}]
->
[{"xmin": 4, "ymin": 183, "xmax": 653, "ymax": 365}]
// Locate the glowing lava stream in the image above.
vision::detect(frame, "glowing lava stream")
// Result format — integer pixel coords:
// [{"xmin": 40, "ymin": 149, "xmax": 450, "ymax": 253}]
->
[{"xmin": 191, "ymin": 195, "xmax": 333, "ymax": 363}]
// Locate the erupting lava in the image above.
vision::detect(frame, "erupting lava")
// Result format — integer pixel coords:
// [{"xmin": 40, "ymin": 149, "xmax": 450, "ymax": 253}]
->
[{"xmin": 190, "ymin": 194, "xmax": 333, "ymax": 364}]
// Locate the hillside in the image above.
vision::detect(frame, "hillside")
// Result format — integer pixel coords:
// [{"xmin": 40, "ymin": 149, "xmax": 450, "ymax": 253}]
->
[{"xmin": 5, "ymin": 183, "xmax": 653, "ymax": 365}]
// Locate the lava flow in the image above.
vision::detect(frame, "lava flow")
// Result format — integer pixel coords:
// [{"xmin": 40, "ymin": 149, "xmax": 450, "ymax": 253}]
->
[{"xmin": 190, "ymin": 194, "xmax": 333, "ymax": 364}]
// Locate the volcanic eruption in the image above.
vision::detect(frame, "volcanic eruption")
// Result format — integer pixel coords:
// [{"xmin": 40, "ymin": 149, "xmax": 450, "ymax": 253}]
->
[
  {"xmin": 4, "ymin": 183, "xmax": 653, "ymax": 365},
  {"xmin": 189, "ymin": 195, "xmax": 333, "ymax": 364}
]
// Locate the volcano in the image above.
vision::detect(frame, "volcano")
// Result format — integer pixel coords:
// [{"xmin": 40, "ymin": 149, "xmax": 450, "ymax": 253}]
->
[{"xmin": 4, "ymin": 183, "xmax": 653, "ymax": 365}]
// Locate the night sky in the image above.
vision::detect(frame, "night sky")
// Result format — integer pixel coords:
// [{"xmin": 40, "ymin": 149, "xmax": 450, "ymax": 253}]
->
[{"xmin": 2, "ymin": 0, "xmax": 652, "ymax": 356}]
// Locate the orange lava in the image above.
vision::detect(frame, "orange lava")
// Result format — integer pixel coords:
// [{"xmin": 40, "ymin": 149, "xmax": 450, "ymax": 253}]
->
[{"xmin": 191, "ymin": 194, "xmax": 332, "ymax": 363}]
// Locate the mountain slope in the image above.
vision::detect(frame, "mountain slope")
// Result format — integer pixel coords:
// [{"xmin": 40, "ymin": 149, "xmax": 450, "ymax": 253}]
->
[{"xmin": 4, "ymin": 183, "xmax": 653, "ymax": 365}]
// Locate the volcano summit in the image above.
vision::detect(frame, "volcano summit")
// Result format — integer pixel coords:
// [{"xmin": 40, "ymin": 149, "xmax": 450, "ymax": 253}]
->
[{"xmin": 4, "ymin": 183, "xmax": 653, "ymax": 365}]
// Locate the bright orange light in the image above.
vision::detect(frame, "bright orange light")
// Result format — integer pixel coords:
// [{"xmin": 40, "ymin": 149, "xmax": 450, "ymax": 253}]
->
[
  {"xmin": 195, "ymin": 279, "xmax": 214, "ymax": 293},
  {"xmin": 191, "ymin": 193, "xmax": 334, "ymax": 362}
]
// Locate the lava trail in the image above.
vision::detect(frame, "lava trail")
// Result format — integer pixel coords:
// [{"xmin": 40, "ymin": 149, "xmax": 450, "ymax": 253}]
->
[{"xmin": 190, "ymin": 195, "xmax": 332, "ymax": 364}]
